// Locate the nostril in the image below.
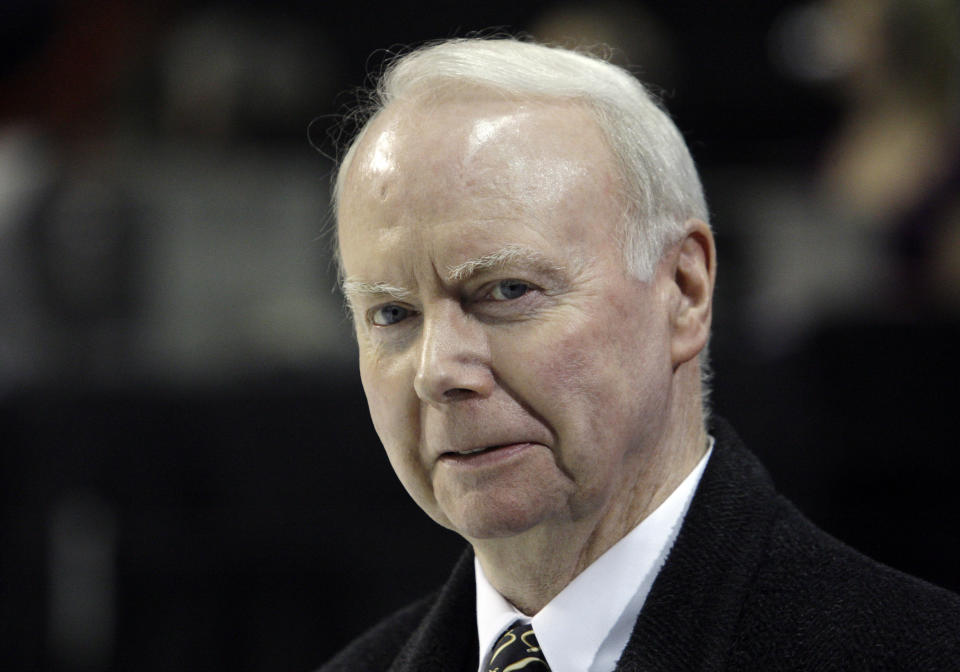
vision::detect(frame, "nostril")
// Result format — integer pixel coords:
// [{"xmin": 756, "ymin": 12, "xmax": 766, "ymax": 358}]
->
[{"xmin": 443, "ymin": 388, "xmax": 476, "ymax": 401}]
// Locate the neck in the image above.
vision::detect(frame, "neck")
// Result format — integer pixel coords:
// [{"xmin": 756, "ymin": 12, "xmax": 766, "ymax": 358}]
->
[{"xmin": 472, "ymin": 365, "xmax": 708, "ymax": 614}]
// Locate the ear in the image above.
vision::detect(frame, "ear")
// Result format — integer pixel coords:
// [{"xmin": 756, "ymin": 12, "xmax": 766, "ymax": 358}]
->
[{"xmin": 668, "ymin": 218, "xmax": 716, "ymax": 368}]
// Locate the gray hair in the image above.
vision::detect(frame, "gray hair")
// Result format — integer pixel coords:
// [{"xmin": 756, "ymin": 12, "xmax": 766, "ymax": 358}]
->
[{"xmin": 333, "ymin": 36, "xmax": 709, "ymax": 279}]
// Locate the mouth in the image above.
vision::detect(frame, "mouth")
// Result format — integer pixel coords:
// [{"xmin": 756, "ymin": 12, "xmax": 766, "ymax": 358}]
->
[
  {"xmin": 439, "ymin": 442, "xmax": 535, "ymax": 465},
  {"xmin": 454, "ymin": 445, "xmax": 497, "ymax": 456}
]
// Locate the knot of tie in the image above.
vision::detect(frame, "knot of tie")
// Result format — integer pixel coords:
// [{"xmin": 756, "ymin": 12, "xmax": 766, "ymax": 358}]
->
[{"xmin": 486, "ymin": 621, "xmax": 551, "ymax": 672}]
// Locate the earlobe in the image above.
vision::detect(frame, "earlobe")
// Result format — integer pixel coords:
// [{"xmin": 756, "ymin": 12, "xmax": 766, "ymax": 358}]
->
[{"xmin": 670, "ymin": 218, "xmax": 716, "ymax": 368}]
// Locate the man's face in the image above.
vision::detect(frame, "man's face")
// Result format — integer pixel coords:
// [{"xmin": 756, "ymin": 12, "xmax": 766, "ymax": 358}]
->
[{"xmin": 338, "ymin": 95, "xmax": 677, "ymax": 541}]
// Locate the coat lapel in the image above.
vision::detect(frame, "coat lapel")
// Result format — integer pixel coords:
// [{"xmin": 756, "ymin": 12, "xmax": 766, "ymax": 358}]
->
[
  {"xmin": 389, "ymin": 549, "xmax": 479, "ymax": 672},
  {"xmin": 615, "ymin": 419, "xmax": 781, "ymax": 671}
]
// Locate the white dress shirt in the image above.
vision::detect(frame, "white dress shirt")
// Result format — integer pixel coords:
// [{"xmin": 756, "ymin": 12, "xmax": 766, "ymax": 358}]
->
[{"xmin": 475, "ymin": 443, "xmax": 713, "ymax": 672}]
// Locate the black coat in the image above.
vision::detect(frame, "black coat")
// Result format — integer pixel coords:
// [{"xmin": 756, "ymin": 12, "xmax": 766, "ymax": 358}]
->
[{"xmin": 318, "ymin": 419, "xmax": 960, "ymax": 671}]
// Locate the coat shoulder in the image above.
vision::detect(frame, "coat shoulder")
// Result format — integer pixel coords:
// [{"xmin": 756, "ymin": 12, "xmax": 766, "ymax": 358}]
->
[
  {"xmin": 315, "ymin": 593, "xmax": 436, "ymax": 672},
  {"xmin": 730, "ymin": 496, "xmax": 960, "ymax": 669}
]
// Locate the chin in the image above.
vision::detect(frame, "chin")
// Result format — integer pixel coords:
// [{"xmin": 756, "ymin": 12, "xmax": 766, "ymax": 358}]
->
[{"xmin": 440, "ymin": 491, "xmax": 560, "ymax": 541}]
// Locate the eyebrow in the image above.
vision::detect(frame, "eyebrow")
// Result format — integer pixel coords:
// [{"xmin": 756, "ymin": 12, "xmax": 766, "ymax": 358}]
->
[
  {"xmin": 341, "ymin": 244, "xmax": 571, "ymax": 307},
  {"xmin": 446, "ymin": 244, "xmax": 567, "ymax": 282},
  {"xmin": 341, "ymin": 280, "xmax": 413, "ymax": 306}
]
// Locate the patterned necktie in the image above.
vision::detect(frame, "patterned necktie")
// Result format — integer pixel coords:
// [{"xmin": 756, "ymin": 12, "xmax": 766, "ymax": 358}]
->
[{"xmin": 486, "ymin": 621, "xmax": 552, "ymax": 671}]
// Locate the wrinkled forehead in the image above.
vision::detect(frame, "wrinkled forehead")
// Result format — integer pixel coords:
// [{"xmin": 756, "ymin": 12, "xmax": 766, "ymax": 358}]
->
[{"xmin": 336, "ymin": 94, "xmax": 621, "ymax": 233}]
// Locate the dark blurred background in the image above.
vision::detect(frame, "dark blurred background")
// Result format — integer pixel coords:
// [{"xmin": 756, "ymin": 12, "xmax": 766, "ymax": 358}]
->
[{"xmin": 2, "ymin": 0, "xmax": 959, "ymax": 670}]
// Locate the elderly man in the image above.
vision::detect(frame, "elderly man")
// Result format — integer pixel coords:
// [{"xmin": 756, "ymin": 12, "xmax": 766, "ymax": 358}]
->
[{"xmin": 320, "ymin": 38, "xmax": 960, "ymax": 672}]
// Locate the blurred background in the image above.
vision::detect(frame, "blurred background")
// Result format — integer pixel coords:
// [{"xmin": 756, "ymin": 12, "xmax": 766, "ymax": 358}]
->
[{"xmin": 2, "ymin": 0, "xmax": 958, "ymax": 669}]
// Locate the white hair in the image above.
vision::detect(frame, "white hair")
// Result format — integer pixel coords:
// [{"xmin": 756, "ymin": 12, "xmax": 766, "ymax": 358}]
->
[{"xmin": 333, "ymin": 36, "xmax": 709, "ymax": 279}]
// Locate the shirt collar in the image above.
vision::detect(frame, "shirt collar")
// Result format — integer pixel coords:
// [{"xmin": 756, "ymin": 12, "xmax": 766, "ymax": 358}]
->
[{"xmin": 475, "ymin": 440, "xmax": 713, "ymax": 672}]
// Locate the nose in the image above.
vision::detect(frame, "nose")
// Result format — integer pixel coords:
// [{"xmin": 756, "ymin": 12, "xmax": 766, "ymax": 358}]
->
[{"xmin": 413, "ymin": 301, "xmax": 494, "ymax": 405}]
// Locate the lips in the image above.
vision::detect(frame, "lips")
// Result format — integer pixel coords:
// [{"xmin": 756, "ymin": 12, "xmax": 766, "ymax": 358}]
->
[
  {"xmin": 445, "ymin": 444, "xmax": 506, "ymax": 457},
  {"xmin": 438, "ymin": 442, "xmax": 537, "ymax": 465},
  {"xmin": 443, "ymin": 441, "xmax": 521, "ymax": 457},
  {"xmin": 453, "ymin": 445, "xmax": 493, "ymax": 456}
]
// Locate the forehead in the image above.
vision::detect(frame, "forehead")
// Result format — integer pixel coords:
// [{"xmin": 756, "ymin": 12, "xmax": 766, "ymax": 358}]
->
[{"xmin": 337, "ymin": 93, "xmax": 623, "ymax": 275}]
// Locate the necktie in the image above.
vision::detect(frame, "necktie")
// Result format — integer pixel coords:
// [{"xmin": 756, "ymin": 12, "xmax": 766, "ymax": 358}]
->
[{"xmin": 486, "ymin": 621, "xmax": 552, "ymax": 671}]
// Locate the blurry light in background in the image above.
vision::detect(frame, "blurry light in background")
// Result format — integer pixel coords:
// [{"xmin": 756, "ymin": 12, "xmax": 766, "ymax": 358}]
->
[
  {"xmin": 531, "ymin": 1, "xmax": 679, "ymax": 92},
  {"xmin": 47, "ymin": 490, "xmax": 117, "ymax": 671},
  {"xmin": 768, "ymin": 4, "xmax": 857, "ymax": 82}
]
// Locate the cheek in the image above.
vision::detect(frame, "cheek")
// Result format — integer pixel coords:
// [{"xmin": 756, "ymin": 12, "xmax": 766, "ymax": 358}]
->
[
  {"xmin": 359, "ymin": 349, "xmax": 413, "ymax": 435},
  {"xmin": 502, "ymin": 318, "xmax": 623, "ymax": 443},
  {"xmin": 526, "ymin": 303, "xmax": 660, "ymax": 413},
  {"xmin": 511, "ymin": 301, "xmax": 671, "ymax": 475},
  {"xmin": 358, "ymin": 353, "xmax": 438, "ymax": 503}
]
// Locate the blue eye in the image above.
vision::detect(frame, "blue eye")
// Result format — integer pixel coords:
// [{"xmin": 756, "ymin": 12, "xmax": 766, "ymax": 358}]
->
[
  {"xmin": 371, "ymin": 304, "xmax": 411, "ymax": 326},
  {"xmin": 490, "ymin": 280, "xmax": 530, "ymax": 301}
]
